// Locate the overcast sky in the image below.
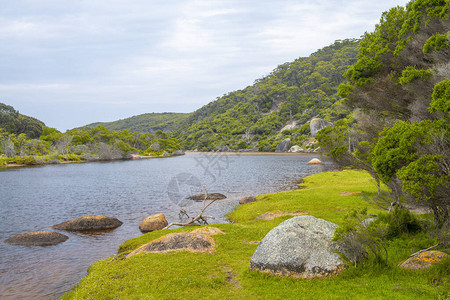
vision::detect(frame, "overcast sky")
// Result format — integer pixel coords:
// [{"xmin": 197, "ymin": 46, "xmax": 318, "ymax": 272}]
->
[{"xmin": 1, "ymin": 0, "xmax": 409, "ymax": 131}]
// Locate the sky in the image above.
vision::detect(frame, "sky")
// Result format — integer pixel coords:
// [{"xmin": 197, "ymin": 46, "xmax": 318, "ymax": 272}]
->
[{"xmin": 1, "ymin": 0, "xmax": 409, "ymax": 131}]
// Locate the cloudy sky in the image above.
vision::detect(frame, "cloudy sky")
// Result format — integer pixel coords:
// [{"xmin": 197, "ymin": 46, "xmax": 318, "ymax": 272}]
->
[{"xmin": 1, "ymin": 0, "xmax": 409, "ymax": 131}]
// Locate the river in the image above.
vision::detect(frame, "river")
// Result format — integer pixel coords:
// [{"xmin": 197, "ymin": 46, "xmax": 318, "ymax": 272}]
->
[{"xmin": 0, "ymin": 153, "xmax": 334, "ymax": 299}]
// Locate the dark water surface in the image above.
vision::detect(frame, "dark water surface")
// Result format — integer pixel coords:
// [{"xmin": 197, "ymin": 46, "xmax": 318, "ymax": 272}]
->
[{"xmin": 0, "ymin": 153, "xmax": 334, "ymax": 299}]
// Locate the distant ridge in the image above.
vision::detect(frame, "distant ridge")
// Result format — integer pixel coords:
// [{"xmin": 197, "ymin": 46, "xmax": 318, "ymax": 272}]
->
[{"xmin": 82, "ymin": 112, "xmax": 191, "ymax": 133}]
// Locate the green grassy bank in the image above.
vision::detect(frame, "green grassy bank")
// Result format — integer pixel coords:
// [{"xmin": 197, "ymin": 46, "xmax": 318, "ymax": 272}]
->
[{"xmin": 61, "ymin": 170, "xmax": 449, "ymax": 299}]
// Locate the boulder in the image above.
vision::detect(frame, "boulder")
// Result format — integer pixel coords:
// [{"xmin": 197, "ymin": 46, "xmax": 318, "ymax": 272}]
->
[
  {"xmin": 399, "ymin": 251, "xmax": 448, "ymax": 270},
  {"xmin": 126, "ymin": 232, "xmax": 216, "ymax": 258},
  {"xmin": 187, "ymin": 193, "xmax": 227, "ymax": 201},
  {"xmin": 308, "ymin": 158, "xmax": 322, "ymax": 165},
  {"xmin": 150, "ymin": 142, "xmax": 161, "ymax": 152},
  {"xmin": 275, "ymin": 138, "xmax": 291, "ymax": 153},
  {"xmin": 288, "ymin": 145, "xmax": 302, "ymax": 153},
  {"xmin": 53, "ymin": 215, "xmax": 123, "ymax": 231},
  {"xmin": 4, "ymin": 231, "xmax": 68, "ymax": 246},
  {"xmin": 239, "ymin": 196, "xmax": 257, "ymax": 205},
  {"xmin": 191, "ymin": 226, "xmax": 225, "ymax": 236},
  {"xmin": 171, "ymin": 150, "xmax": 185, "ymax": 156},
  {"xmin": 139, "ymin": 213, "xmax": 168, "ymax": 233},
  {"xmin": 254, "ymin": 210, "xmax": 308, "ymax": 221},
  {"xmin": 249, "ymin": 215, "xmax": 347, "ymax": 279},
  {"xmin": 310, "ymin": 118, "xmax": 334, "ymax": 137}
]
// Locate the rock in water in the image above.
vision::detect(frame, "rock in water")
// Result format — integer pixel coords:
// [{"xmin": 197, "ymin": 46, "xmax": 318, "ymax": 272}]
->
[
  {"xmin": 126, "ymin": 232, "xmax": 216, "ymax": 258},
  {"xmin": 239, "ymin": 196, "xmax": 257, "ymax": 204},
  {"xmin": 275, "ymin": 138, "xmax": 291, "ymax": 152},
  {"xmin": 53, "ymin": 215, "xmax": 123, "ymax": 231},
  {"xmin": 187, "ymin": 193, "xmax": 227, "ymax": 201},
  {"xmin": 310, "ymin": 118, "xmax": 334, "ymax": 137},
  {"xmin": 308, "ymin": 158, "xmax": 322, "ymax": 165},
  {"xmin": 4, "ymin": 231, "xmax": 69, "ymax": 246},
  {"xmin": 399, "ymin": 251, "xmax": 448, "ymax": 270},
  {"xmin": 249, "ymin": 215, "xmax": 347, "ymax": 279},
  {"xmin": 139, "ymin": 213, "xmax": 168, "ymax": 233}
]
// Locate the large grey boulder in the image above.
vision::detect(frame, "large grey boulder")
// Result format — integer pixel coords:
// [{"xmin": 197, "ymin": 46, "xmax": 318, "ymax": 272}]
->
[
  {"xmin": 275, "ymin": 138, "xmax": 291, "ymax": 152},
  {"xmin": 310, "ymin": 118, "xmax": 334, "ymax": 137},
  {"xmin": 249, "ymin": 215, "xmax": 347, "ymax": 279}
]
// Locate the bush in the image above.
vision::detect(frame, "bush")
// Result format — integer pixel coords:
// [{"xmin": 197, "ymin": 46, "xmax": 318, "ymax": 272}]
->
[{"xmin": 376, "ymin": 207, "xmax": 422, "ymax": 238}]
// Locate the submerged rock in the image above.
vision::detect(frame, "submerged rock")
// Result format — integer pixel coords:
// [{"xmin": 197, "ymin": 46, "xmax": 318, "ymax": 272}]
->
[
  {"xmin": 239, "ymin": 196, "xmax": 257, "ymax": 205},
  {"xmin": 275, "ymin": 138, "xmax": 291, "ymax": 152},
  {"xmin": 4, "ymin": 231, "xmax": 68, "ymax": 246},
  {"xmin": 53, "ymin": 215, "xmax": 123, "ymax": 231},
  {"xmin": 139, "ymin": 213, "xmax": 168, "ymax": 233},
  {"xmin": 249, "ymin": 215, "xmax": 347, "ymax": 279},
  {"xmin": 399, "ymin": 251, "xmax": 448, "ymax": 270},
  {"xmin": 187, "ymin": 193, "xmax": 227, "ymax": 201}
]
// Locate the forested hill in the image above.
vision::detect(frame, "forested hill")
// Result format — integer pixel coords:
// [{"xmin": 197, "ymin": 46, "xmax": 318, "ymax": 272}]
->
[
  {"xmin": 82, "ymin": 112, "xmax": 191, "ymax": 134},
  {"xmin": 172, "ymin": 39, "xmax": 359, "ymax": 151},
  {"xmin": 0, "ymin": 102, "xmax": 45, "ymax": 139}
]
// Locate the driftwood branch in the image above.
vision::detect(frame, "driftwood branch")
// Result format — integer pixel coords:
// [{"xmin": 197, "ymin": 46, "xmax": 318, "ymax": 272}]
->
[
  {"xmin": 164, "ymin": 185, "xmax": 216, "ymax": 230},
  {"xmin": 409, "ymin": 243, "xmax": 441, "ymax": 258}
]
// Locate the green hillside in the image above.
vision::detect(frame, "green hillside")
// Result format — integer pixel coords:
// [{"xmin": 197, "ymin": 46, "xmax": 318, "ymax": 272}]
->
[
  {"xmin": 172, "ymin": 39, "xmax": 359, "ymax": 151},
  {"xmin": 0, "ymin": 102, "xmax": 45, "ymax": 139},
  {"xmin": 83, "ymin": 112, "xmax": 191, "ymax": 134}
]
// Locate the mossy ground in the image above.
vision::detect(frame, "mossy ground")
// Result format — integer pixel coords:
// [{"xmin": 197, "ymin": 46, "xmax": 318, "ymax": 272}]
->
[{"xmin": 61, "ymin": 170, "xmax": 449, "ymax": 299}]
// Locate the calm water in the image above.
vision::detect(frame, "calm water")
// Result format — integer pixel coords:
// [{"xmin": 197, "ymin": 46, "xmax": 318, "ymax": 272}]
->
[{"xmin": 0, "ymin": 153, "xmax": 334, "ymax": 299}]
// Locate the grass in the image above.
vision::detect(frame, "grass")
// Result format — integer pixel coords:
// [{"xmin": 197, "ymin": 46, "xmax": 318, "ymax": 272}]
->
[{"xmin": 60, "ymin": 170, "xmax": 449, "ymax": 299}]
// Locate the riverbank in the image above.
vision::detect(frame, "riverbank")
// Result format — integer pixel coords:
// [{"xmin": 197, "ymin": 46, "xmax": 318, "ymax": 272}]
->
[
  {"xmin": 60, "ymin": 170, "xmax": 448, "ymax": 299},
  {"xmin": 0, "ymin": 152, "xmax": 184, "ymax": 169}
]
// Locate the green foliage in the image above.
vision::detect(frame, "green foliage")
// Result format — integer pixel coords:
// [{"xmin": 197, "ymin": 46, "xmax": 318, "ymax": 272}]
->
[
  {"xmin": 376, "ymin": 207, "xmax": 422, "ymax": 238},
  {"xmin": 429, "ymin": 78, "xmax": 450, "ymax": 113},
  {"xmin": 371, "ymin": 120, "xmax": 434, "ymax": 184},
  {"xmin": 423, "ymin": 31, "xmax": 450, "ymax": 53},
  {"xmin": 83, "ymin": 113, "xmax": 191, "ymax": 134},
  {"xmin": 171, "ymin": 39, "xmax": 359, "ymax": 150},
  {"xmin": 0, "ymin": 102, "xmax": 45, "ymax": 138},
  {"xmin": 398, "ymin": 66, "xmax": 431, "ymax": 84}
]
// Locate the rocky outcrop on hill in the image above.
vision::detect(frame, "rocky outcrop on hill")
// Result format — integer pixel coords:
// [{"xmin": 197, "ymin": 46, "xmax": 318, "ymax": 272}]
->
[
  {"xmin": 275, "ymin": 138, "xmax": 291, "ymax": 152},
  {"xmin": 310, "ymin": 118, "xmax": 334, "ymax": 137},
  {"xmin": 4, "ymin": 231, "xmax": 69, "ymax": 246},
  {"xmin": 249, "ymin": 215, "xmax": 347, "ymax": 279},
  {"xmin": 139, "ymin": 213, "xmax": 168, "ymax": 233},
  {"xmin": 288, "ymin": 145, "xmax": 303, "ymax": 153},
  {"xmin": 53, "ymin": 215, "xmax": 123, "ymax": 231}
]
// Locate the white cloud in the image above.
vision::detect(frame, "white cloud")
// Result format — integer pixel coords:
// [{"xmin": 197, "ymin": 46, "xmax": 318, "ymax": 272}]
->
[{"xmin": 0, "ymin": 0, "xmax": 411, "ymax": 130}]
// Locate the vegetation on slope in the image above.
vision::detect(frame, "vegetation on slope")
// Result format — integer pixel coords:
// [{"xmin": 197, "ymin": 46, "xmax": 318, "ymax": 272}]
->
[
  {"xmin": 0, "ymin": 102, "xmax": 45, "ymax": 139},
  {"xmin": 0, "ymin": 104, "xmax": 181, "ymax": 167},
  {"xmin": 83, "ymin": 112, "xmax": 191, "ymax": 134},
  {"xmin": 61, "ymin": 170, "xmax": 449, "ymax": 299},
  {"xmin": 172, "ymin": 39, "xmax": 359, "ymax": 151}
]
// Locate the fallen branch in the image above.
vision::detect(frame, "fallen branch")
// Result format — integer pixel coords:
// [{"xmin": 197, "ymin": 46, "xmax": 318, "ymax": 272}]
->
[
  {"xmin": 164, "ymin": 186, "xmax": 216, "ymax": 230},
  {"xmin": 409, "ymin": 243, "xmax": 441, "ymax": 258}
]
